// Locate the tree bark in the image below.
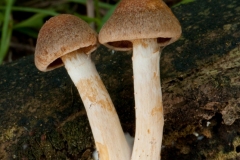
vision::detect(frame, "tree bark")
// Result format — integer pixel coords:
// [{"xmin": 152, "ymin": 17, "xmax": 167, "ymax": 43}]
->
[{"xmin": 1, "ymin": 0, "xmax": 240, "ymax": 159}]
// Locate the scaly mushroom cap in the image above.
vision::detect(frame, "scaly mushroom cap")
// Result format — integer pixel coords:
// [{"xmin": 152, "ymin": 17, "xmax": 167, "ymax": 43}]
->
[
  {"xmin": 35, "ymin": 14, "xmax": 97, "ymax": 71},
  {"xmin": 99, "ymin": 0, "xmax": 182, "ymax": 51}
]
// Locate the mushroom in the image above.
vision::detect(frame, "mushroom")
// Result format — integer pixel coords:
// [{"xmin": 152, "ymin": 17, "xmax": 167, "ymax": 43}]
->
[
  {"xmin": 35, "ymin": 14, "xmax": 131, "ymax": 160},
  {"xmin": 99, "ymin": 0, "xmax": 181, "ymax": 159}
]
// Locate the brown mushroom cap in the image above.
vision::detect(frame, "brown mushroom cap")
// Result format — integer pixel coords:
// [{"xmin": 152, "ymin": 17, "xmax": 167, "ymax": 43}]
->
[
  {"xmin": 99, "ymin": 0, "xmax": 182, "ymax": 51},
  {"xmin": 35, "ymin": 14, "xmax": 97, "ymax": 72}
]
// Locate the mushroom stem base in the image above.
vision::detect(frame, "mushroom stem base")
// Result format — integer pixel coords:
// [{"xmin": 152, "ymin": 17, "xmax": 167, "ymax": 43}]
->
[
  {"xmin": 131, "ymin": 39, "xmax": 164, "ymax": 160},
  {"xmin": 62, "ymin": 51, "xmax": 131, "ymax": 160}
]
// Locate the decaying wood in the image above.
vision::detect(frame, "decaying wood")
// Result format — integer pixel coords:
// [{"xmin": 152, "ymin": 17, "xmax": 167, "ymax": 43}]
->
[{"xmin": 0, "ymin": 0, "xmax": 240, "ymax": 159}]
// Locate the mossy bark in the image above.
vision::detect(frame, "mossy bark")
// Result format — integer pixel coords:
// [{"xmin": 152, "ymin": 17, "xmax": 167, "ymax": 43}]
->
[{"xmin": 0, "ymin": 0, "xmax": 240, "ymax": 159}]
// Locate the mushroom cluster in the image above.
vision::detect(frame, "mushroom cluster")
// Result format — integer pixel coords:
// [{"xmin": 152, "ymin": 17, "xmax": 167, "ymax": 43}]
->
[{"xmin": 34, "ymin": 0, "xmax": 181, "ymax": 159}]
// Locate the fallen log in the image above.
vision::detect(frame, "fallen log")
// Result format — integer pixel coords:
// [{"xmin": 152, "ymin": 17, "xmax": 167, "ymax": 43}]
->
[{"xmin": 0, "ymin": 0, "xmax": 240, "ymax": 159}]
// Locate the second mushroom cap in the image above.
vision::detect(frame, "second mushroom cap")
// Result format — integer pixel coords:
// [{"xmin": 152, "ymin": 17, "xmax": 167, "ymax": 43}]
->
[{"xmin": 99, "ymin": 0, "xmax": 181, "ymax": 51}]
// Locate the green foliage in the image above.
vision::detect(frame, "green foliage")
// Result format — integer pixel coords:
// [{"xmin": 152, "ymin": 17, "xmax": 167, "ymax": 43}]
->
[
  {"xmin": 0, "ymin": 0, "xmax": 116, "ymax": 64},
  {"xmin": 0, "ymin": 0, "xmax": 189, "ymax": 64},
  {"xmin": 172, "ymin": 0, "xmax": 195, "ymax": 8},
  {"xmin": 0, "ymin": 0, "xmax": 14, "ymax": 64}
]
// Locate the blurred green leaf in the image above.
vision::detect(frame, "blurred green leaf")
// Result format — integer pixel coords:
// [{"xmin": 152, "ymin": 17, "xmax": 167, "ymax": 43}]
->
[
  {"xmin": 11, "ymin": 6, "xmax": 58, "ymax": 16},
  {"xmin": 0, "ymin": 0, "xmax": 14, "ymax": 64},
  {"xmin": 14, "ymin": 13, "xmax": 50, "ymax": 29},
  {"xmin": 0, "ymin": 6, "xmax": 59, "ymax": 16},
  {"xmin": 0, "ymin": 12, "xmax": 4, "ymax": 23},
  {"xmin": 14, "ymin": 27, "xmax": 38, "ymax": 38},
  {"xmin": 69, "ymin": 0, "xmax": 113, "ymax": 9},
  {"xmin": 94, "ymin": 0, "xmax": 100, "ymax": 21},
  {"xmin": 172, "ymin": 0, "xmax": 195, "ymax": 8},
  {"xmin": 100, "ymin": 1, "xmax": 119, "ymax": 31},
  {"xmin": 74, "ymin": 13, "xmax": 101, "ymax": 25}
]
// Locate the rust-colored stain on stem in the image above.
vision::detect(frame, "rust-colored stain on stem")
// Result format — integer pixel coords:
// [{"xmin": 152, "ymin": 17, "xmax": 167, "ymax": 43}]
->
[
  {"xmin": 151, "ymin": 105, "xmax": 163, "ymax": 116},
  {"xmin": 77, "ymin": 76, "xmax": 114, "ymax": 112},
  {"xmin": 151, "ymin": 107, "xmax": 163, "ymax": 116},
  {"xmin": 153, "ymin": 71, "xmax": 158, "ymax": 79},
  {"xmin": 96, "ymin": 142, "xmax": 109, "ymax": 160},
  {"xmin": 151, "ymin": 104, "xmax": 163, "ymax": 122},
  {"xmin": 148, "ymin": 129, "xmax": 151, "ymax": 134},
  {"xmin": 132, "ymin": 39, "xmax": 149, "ymax": 48}
]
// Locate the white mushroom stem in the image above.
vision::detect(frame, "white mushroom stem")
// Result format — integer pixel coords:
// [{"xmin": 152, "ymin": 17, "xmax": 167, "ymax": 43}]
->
[
  {"xmin": 61, "ymin": 50, "xmax": 131, "ymax": 160},
  {"xmin": 131, "ymin": 39, "xmax": 164, "ymax": 160}
]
